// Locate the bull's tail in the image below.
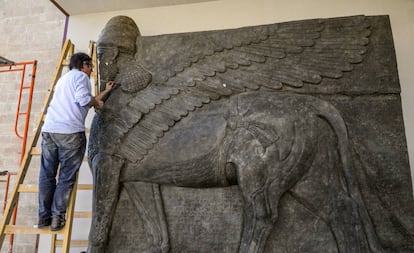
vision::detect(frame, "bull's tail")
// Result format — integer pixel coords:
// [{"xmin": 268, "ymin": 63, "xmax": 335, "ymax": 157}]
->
[{"xmin": 312, "ymin": 97, "xmax": 385, "ymax": 253}]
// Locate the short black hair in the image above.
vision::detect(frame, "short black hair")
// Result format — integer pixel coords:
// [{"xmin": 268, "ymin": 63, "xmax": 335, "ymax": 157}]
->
[{"xmin": 69, "ymin": 52, "xmax": 92, "ymax": 70}]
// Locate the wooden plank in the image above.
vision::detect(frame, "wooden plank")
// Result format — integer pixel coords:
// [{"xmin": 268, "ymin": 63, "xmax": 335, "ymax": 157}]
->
[
  {"xmin": 55, "ymin": 239, "xmax": 88, "ymax": 247},
  {"xmin": 17, "ymin": 184, "xmax": 92, "ymax": 193},
  {"xmin": 50, "ymin": 234, "xmax": 57, "ymax": 253},
  {"xmin": 18, "ymin": 184, "xmax": 38, "ymax": 193},
  {"xmin": 77, "ymin": 184, "xmax": 92, "ymax": 190},
  {"xmin": 74, "ymin": 211, "xmax": 92, "ymax": 218},
  {"xmin": 4, "ymin": 225, "xmax": 65, "ymax": 235},
  {"xmin": 30, "ymin": 147, "xmax": 40, "ymax": 155},
  {"xmin": 89, "ymin": 40, "xmax": 99, "ymax": 96},
  {"xmin": 60, "ymin": 171, "xmax": 78, "ymax": 253}
]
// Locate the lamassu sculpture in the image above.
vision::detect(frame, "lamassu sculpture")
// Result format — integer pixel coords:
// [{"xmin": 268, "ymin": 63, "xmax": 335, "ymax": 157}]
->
[{"xmin": 86, "ymin": 15, "xmax": 414, "ymax": 252}]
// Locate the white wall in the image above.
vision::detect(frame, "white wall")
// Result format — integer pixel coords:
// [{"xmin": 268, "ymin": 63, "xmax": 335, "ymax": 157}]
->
[{"xmin": 67, "ymin": 0, "xmax": 414, "ymax": 172}]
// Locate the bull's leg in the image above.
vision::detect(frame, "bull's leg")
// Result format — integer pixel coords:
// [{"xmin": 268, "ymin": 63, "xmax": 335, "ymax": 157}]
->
[
  {"xmin": 329, "ymin": 191, "xmax": 365, "ymax": 252},
  {"xmin": 87, "ymin": 153, "xmax": 124, "ymax": 253},
  {"xmin": 123, "ymin": 182, "xmax": 170, "ymax": 253},
  {"xmin": 288, "ymin": 182, "xmax": 367, "ymax": 253},
  {"xmin": 228, "ymin": 129, "xmax": 281, "ymax": 253},
  {"xmin": 229, "ymin": 120, "xmax": 317, "ymax": 253},
  {"xmin": 237, "ymin": 186, "xmax": 279, "ymax": 253},
  {"xmin": 286, "ymin": 118, "xmax": 370, "ymax": 253}
]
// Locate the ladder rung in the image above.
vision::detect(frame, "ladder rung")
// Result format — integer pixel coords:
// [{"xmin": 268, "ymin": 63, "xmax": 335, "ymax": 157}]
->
[
  {"xmin": 18, "ymin": 184, "xmax": 38, "ymax": 193},
  {"xmin": 30, "ymin": 147, "xmax": 40, "ymax": 155},
  {"xmin": 55, "ymin": 239, "xmax": 88, "ymax": 247},
  {"xmin": 74, "ymin": 211, "xmax": 92, "ymax": 218},
  {"xmin": 4, "ymin": 225, "xmax": 65, "ymax": 235},
  {"xmin": 18, "ymin": 184, "xmax": 92, "ymax": 193},
  {"xmin": 77, "ymin": 184, "xmax": 92, "ymax": 190}
]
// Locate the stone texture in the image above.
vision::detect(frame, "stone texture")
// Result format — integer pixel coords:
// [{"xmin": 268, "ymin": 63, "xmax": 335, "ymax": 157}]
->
[{"xmin": 87, "ymin": 15, "xmax": 414, "ymax": 253}]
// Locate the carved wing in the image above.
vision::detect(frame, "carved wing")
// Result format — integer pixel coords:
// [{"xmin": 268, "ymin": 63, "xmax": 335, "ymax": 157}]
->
[
  {"xmin": 139, "ymin": 15, "xmax": 369, "ymax": 88},
  {"xmin": 106, "ymin": 15, "xmax": 371, "ymax": 162}
]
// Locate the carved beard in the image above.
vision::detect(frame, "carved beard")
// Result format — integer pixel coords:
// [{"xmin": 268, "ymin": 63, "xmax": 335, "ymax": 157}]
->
[
  {"xmin": 99, "ymin": 58, "xmax": 119, "ymax": 92},
  {"xmin": 114, "ymin": 57, "xmax": 152, "ymax": 93}
]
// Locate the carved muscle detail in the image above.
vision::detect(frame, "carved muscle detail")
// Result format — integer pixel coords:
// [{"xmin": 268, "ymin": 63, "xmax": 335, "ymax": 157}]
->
[{"xmin": 104, "ymin": 16, "xmax": 371, "ymax": 162}]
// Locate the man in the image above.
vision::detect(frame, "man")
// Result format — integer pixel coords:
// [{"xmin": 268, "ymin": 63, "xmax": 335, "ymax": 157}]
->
[{"xmin": 36, "ymin": 52, "xmax": 114, "ymax": 231}]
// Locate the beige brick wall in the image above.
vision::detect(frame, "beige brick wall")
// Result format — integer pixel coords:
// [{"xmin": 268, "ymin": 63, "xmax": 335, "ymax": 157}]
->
[{"xmin": 0, "ymin": 0, "xmax": 65, "ymax": 252}]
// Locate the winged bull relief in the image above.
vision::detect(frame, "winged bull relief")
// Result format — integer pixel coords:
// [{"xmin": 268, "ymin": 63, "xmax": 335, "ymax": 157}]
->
[{"xmin": 86, "ymin": 15, "xmax": 414, "ymax": 253}]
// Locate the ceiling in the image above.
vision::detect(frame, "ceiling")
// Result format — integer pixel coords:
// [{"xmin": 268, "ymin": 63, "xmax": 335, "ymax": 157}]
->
[{"xmin": 51, "ymin": 0, "xmax": 217, "ymax": 15}]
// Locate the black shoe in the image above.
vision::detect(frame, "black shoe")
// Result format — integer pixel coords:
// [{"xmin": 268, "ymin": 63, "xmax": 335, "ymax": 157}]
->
[
  {"xmin": 34, "ymin": 218, "xmax": 51, "ymax": 229},
  {"xmin": 50, "ymin": 217, "xmax": 65, "ymax": 231}
]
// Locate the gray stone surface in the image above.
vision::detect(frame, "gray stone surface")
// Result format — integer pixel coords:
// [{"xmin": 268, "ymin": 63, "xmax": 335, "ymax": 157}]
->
[{"xmin": 86, "ymin": 15, "xmax": 414, "ymax": 252}]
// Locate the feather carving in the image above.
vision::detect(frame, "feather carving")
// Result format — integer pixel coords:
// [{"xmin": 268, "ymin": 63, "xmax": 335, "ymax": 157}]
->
[{"xmin": 97, "ymin": 15, "xmax": 371, "ymax": 162}]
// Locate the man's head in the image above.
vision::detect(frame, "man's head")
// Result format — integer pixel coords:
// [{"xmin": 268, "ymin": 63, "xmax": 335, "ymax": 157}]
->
[
  {"xmin": 69, "ymin": 52, "xmax": 93, "ymax": 77},
  {"xmin": 69, "ymin": 52, "xmax": 92, "ymax": 70}
]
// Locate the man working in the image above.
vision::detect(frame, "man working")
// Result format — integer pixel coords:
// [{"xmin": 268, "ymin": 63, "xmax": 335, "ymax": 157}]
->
[{"xmin": 35, "ymin": 52, "xmax": 114, "ymax": 231}]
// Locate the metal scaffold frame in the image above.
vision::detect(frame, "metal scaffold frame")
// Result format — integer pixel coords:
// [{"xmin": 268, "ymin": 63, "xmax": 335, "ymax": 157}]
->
[
  {"xmin": 0, "ymin": 58, "xmax": 37, "ymax": 253},
  {"xmin": 0, "ymin": 59, "xmax": 38, "ymax": 163}
]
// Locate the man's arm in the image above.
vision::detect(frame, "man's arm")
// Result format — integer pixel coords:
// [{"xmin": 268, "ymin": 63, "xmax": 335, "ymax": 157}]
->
[{"xmin": 87, "ymin": 82, "xmax": 115, "ymax": 109}]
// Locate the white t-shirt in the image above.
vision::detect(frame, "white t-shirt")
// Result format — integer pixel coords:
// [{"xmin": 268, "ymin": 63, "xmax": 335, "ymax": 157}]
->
[{"xmin": 42, "ymin": 69, "xmax": 92, "ymax": 134}]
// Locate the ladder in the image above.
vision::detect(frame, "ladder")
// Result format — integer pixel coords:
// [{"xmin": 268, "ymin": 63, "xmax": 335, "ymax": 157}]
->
[{"xmin": 0, "ymin": 39, "xmax": 94, "ymax": 253}]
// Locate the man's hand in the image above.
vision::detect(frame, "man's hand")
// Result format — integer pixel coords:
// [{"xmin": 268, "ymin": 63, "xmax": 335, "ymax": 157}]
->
[
  {"xmin": 104, "ymin": 81, "xmax": 115, "ymax": 91},
  {"xmin": 90, "ymin": 81, "xmax": 116, "ymax": 110}
]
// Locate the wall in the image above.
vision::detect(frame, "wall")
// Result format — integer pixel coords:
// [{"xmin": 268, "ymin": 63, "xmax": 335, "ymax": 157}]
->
[
  {"xmin": 0, "ymin": 0, "xmax": 66, "ymax": 252},
  {"xmin": 0, "ymin": 0, "xmax": 65, "ymax": 175},
  {"xmin": 68, "ymin": 0, "xmax": 414, "ymax": 173}
]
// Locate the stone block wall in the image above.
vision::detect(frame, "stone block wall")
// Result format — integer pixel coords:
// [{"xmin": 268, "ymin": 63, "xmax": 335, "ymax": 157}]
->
[{"xmin": 0, "ymin": 0, "xmax": 65, "ymax": 252}]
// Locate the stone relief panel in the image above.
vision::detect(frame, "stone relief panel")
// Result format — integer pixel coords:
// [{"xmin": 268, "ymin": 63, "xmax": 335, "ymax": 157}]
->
[{"xmin": 85, "ymin": 15, "xmax": 414, "ymax": 253}]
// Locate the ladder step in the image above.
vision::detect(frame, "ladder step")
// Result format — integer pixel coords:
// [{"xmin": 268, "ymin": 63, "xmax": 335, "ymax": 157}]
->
[
  {"xmin": 18, "ymin": 184, "xmax": 38, "ymax": 193},
  {"xmin": 30, "ymin": 148, "xmax": 40, "ymax": 155},
  {"xmin": 18, "ymin": 184, "xmax": 92, "ymax": 193},
  {"xmin": 77, "ymin": 184, "xmax": 93, "ymax": 190},
  {"xmin": 55, "ymin": 239, "xmax": 88, "ymax": 247},
  {"xmin": 74, "ymin": 211, "xmax": 92, "ymax": 218},
  {"xmin": 4, "ymin": 225, "xmax": 65, "ymax": 235}
]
